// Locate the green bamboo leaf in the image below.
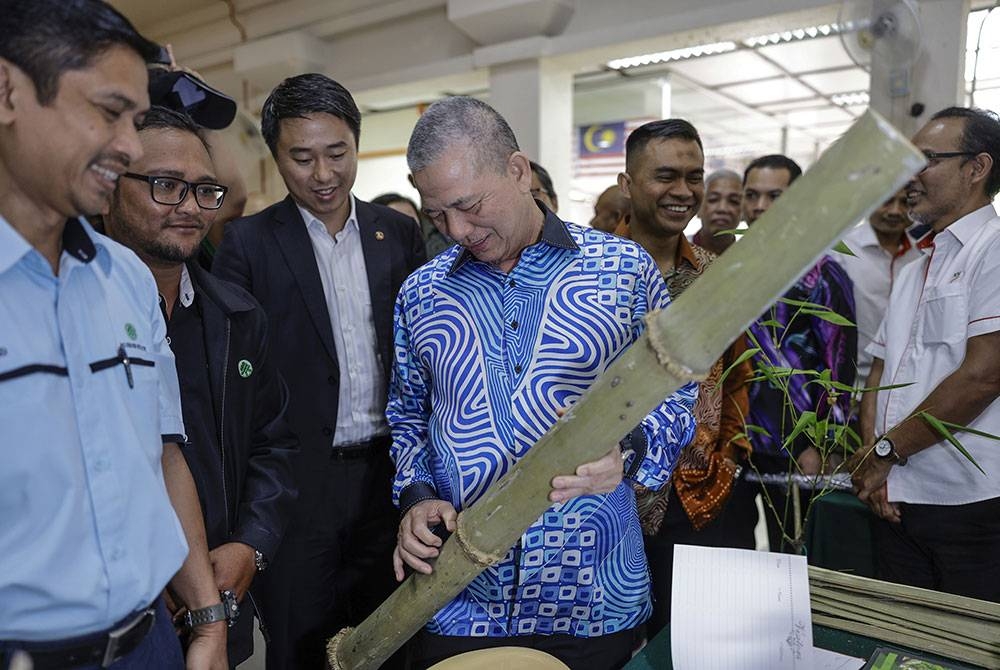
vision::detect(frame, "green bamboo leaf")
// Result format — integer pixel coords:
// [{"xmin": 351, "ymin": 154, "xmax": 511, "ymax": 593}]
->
[
  {"xmin": 782, "ymin": 410, "xmax": 817, "ymax": 451},
  {"xmin": 758, "ymin": 319, "xmax": 783, "ymax": 328},
  {"xmin": 936, "ymin": 418, "xmax": 1000, "ymax": 442},
  {"xmin": 778, "ymin": 297, "xmax": 828, "ymax": 310},
  {"xmin": 832, "ymin": 240, "xmax": 856, "ymax": 256},
  {"xmin": 800, "ymin": 307, "xmax": 856, "ymax": 327},
  {"xmin": 744, "ymin": 424, "xmax": 773, "ymax": 438},
  {"xmin": 918, "ymin": 411, "xmax": 987, "ymax": 476},
  {"xmin": 718, "ymin": 346, "xmax": 761, "ymax": 387},
  {"xmin": 713, "ymin": 228, "xmax": 744, "ymax": 237},
  {"xmin": 856, "ymin": 381, "xmax": 915, "ymax": 393}
]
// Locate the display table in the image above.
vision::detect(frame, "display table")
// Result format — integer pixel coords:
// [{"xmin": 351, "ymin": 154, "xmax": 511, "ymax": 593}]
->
[
  {"xmin": 804, "ymin": 491, "xmax": 877, "ymax": 578},
  {"xmin": 624, "ymin": 622, "xmax": 984, "ymax": 669}
]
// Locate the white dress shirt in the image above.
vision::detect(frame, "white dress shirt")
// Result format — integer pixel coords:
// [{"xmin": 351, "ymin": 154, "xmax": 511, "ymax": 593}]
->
[
  {"xmin": 837, "ymin": 223, "xmax": 923, "ymax": 385},
  {"xmin": 868, "ymin": 204, "xmax": 1000, "ymax": 505},
  {"xmin": 299, "ymin": 196, "xmax": 387, "ymax": 445}
]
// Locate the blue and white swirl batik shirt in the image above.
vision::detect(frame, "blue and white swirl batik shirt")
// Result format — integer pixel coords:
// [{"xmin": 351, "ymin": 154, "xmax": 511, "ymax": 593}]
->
[{"xmin": 388, "ymin": 210, "xmax": 697, "ymax": 639}]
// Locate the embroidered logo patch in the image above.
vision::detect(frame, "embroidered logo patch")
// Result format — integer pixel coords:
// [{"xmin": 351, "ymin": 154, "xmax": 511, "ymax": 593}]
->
[
  {"xmin": 125, "ymin": 323, "xmax": 137, "ymax": 341},
  {"xmin": 238, "ymin": 359, "xmax": 253, "ymax": 378}
]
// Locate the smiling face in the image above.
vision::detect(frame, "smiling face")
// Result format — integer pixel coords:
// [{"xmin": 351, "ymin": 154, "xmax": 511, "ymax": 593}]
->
[
  {"xmin": 105, "ymin": 127, "xmax": 218, "ymax": 266},
  {"xmin": 869, "ymin": 188, "xmax": 910, "ymax": 238},
  {"xmin": 699, "ymin": 175, "xmax": 742, "ymax": 243},
  {"xmin": 273, "ymin": 112, "xmax": 358, "ymax": 229},
  {"xmin": 413, "ymin": 142, "xmax": 540, "ymax": 272},
  {"xmin": 906, "ymin": 117, "xmax": 990, "ymax": 231},
  {"xmin": 742, "ymin": 166, "xmax": 793, "ymax": 225},
  {"xmin": 620, "ymin": 137, "xmax": 704, "ymax": 238},
  {"xmin": 0, "ymin": 45, "xmax": 149, "ymax": 224}
]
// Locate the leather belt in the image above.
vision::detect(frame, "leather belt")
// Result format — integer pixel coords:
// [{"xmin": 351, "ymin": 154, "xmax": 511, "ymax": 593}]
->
[
  {"xmin": 331, "ymin": 434, "xmax": 391, "ymax": 461},
  {"xmin": 3, "ymin": 605, "xmax": 157, "ymax": 669}
]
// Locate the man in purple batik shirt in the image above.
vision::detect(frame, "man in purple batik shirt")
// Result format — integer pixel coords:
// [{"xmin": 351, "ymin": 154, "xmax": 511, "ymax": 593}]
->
[{"xmin": 733, "ymin": 154, "xmax": 856, "ymax": 553}]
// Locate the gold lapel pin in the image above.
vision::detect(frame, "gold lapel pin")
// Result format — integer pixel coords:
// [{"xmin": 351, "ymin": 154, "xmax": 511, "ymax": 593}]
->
[{"xmin": 375, "ymin": 231, "xmax": 385, "ymax": 240}]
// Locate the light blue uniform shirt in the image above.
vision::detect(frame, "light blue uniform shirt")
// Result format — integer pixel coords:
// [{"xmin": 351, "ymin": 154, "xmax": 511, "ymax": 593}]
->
[{"xmin": 0, "ymin": 216, "xmax": 189, "ymax": 641}]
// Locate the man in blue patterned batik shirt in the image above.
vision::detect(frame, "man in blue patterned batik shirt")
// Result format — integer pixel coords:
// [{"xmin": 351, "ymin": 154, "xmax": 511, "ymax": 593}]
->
[{"xmin": 389, "ymin": 97, "xmax": 697, "ymax": 670}]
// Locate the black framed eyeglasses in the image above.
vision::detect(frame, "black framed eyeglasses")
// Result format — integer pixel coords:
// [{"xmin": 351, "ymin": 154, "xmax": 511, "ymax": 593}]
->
[
  {"xmin": 921, "ymin": 150, "xmax": 977, "ymax": 165},
  {"xmin": 122, "ymin": 173, "xmax": 228, "ymax": 210}
]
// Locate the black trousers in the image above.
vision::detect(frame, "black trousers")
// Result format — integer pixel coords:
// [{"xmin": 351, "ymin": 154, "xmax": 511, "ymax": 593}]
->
[
  {"xmin": 258, "ymin": 447, "xmax": 401, "ymax": 669},
  {"xmin": 643, "ymin": 483, "xmax": 755, "ymax": 638},
  {"xmin": 408, "ymin": 628, "xmax": 636, "ymax": 670},
  {"xmin": 873, "ymin": 496, "xmax": 1000, "ymax": 602}
]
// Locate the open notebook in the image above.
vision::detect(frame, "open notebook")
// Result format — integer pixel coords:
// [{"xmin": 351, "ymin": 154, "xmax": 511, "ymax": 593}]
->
[{"xmin": 670, "ymin": 545, "xmax": 864, "ymax": 670}]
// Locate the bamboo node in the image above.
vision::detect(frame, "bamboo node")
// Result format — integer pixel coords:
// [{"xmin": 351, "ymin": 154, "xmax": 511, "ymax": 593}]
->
[
  {"xmin": 643, "ymin": 315, "xmax": 708, "ymax": 382},
  {"xmin": 325, "ymin": 627, "xmax": 354, "ymax": 670},
  {"xmin": 455, "ymin": 512, "xmax": 507, "ymax": 567}
]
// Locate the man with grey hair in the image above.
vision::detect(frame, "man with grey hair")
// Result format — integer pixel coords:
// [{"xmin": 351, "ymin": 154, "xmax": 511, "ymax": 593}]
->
[
  {"xmin": 692, "ymin": 169, "xmax": 742, "ymax": 255},
  {"xmin": 388, "ymin": 96, "xmax": 696, "ymax": 668}
]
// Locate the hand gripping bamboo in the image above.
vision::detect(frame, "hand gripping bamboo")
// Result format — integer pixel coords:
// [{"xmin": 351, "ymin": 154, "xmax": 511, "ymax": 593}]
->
[{"xmin": 327, "ymin": 110, "xmax": 926, "ymax": 670}]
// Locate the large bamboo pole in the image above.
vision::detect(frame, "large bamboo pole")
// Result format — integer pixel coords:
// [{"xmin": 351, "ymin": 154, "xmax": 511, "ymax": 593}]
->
[{"xmin": 328, "ymin": 110, "xmax": 925, "ymax": 670}]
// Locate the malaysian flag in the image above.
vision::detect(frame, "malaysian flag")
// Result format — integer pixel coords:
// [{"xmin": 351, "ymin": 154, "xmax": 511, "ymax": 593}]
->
[{"xmin": 573, "ymin": 118, "xmax": 654, "ymax": 178}]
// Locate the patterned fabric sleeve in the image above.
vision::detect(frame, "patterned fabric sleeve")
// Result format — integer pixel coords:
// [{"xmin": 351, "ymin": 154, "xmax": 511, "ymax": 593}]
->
[
  {"xmin": 625, "ymin": 255, "xmax": 697, "ymax": 489},
  {"xmin": 811, "ymin": 256, "xmax": 857, "ymax": 426},
  {"xmin": 386, "ymin": 288, "xmax": 437, "ymax": 509}
]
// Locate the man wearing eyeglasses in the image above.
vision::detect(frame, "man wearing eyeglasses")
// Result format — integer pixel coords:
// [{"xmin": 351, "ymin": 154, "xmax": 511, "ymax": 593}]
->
[
  {"xmin": 102, "ymin": 105, "xmax": 299, "ymax": 665},
  {"xmin": 850, "ymin": 107, "xmax": 1000, "ymax": 602}
]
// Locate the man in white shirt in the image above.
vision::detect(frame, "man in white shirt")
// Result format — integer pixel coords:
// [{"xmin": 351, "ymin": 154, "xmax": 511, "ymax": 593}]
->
[
  {"xmin": 850, "ymin": 107, "xmax": 1000, "ymax": 602},
  {"xmin": 837, "ymin": 189, "xmax": 925, "ymax": 386}
]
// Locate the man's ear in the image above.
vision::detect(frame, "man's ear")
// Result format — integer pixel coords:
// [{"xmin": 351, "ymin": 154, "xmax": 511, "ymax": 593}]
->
[
  {"xmin": 617, "ymin": 172, "xmax": 632, "ymax": 199},
  {"xmin": 969, "ymin": 152, "xmax": 994, "ymax": 193},
  {"xmin": 508, "ymin": 151, "xmax": 532, "ymax": 190},
  {"xmin": 0, "ymin": 60, "xmax": 17, "ymax": 124}
]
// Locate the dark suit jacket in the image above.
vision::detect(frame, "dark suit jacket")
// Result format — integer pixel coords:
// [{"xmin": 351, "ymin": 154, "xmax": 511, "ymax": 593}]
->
[{"xmin": 213, "ymin": 195, "xmax": 427, "ymax": 525}]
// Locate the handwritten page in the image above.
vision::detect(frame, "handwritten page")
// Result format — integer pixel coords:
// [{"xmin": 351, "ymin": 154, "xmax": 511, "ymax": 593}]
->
[{"xmin": 671, "ymin": 545, "xmax": 814, "ymax": 670}]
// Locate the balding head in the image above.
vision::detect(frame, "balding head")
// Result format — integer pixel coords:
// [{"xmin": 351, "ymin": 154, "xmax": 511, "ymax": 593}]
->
[
  {"xmin": 590, "ymin": 185, "xmax": 630, "ymax": 233},
  {"xmin": 407, "ymin": 96, "xmax": 519, "ymax": 177}
]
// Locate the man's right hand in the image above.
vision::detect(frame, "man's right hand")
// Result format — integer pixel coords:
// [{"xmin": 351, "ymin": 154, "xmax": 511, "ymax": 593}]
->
[{"xmin": 393, "ymin": 499, "xmax": 458, "ymax": 581}]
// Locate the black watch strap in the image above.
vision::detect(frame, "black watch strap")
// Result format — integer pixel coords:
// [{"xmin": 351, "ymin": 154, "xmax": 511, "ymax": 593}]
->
[{"xmin": 184, "ymin": 602, "xmax": 227, "ymax": 628}]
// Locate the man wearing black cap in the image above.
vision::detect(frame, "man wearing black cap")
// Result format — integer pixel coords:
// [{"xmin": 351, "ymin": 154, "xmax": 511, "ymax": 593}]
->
[{"xmin": 146, "ymin": 65, "xmax": 248, "ymax": 269}]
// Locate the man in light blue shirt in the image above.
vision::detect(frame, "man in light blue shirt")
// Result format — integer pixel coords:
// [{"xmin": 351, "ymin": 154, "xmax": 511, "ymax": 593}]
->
[{"xmin": 0, "ymin": 2, "xmax": 226, "ymax": 668}]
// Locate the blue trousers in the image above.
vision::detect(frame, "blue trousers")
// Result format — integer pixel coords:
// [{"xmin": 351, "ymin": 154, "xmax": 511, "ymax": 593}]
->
[{"xmin": 1, "ymin": 599, "xmax": 183, "ymax": 670}]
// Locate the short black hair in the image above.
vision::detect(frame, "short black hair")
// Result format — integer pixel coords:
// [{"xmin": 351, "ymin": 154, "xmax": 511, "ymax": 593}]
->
[
  {"xmin": 136, "ymin": 105, "xmax": 209, "ymax": 151},
  {"xmin": 743, "ymin": 154, "xmax": 802, "ymax": 185},
  {"xmin": 931, "ymin": 106, "xmax": 1000, "ymax": 198},
  {"xmin": 529, "ymin": 161, "xmax": 557, "ymax": 200},
  {"xmin": 0, "ymin": 0, "xmax": 160, "ymax": 105},
  {"xmin": 625, "ymin": 119, "xmax": 702, "ymax": 172},
  {"xmin": 260, "ymin": 73, "xmax": 361, "ymax": 154}
]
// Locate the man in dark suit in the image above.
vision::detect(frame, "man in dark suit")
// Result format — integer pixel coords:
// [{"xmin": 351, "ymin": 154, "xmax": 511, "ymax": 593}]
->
[{"xmin": 213, "ymin": 73, "xmax": 426, "ymax": 669}]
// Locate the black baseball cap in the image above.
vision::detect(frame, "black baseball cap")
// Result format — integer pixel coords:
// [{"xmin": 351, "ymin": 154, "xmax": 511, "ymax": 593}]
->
[{"xmin": 147, "ymin": 67, "xmax": 237, "ymax": 130}]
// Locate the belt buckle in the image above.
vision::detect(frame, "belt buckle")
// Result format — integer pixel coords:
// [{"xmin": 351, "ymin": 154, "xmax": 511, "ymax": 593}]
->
[{"xmin": 101, "ymin": 607, "xmax": 155, "ymax": 668}]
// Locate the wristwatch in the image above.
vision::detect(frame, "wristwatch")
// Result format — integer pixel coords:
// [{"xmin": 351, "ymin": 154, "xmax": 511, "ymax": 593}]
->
[
  {"xmin": 873, "ymin": 436, "xmax": 904, "ymax": 464},
  {"xmin": 254, "ymin": 549, "xmax": 268, "ymax": 572},
  {"xmin": 183, "ymin": 602, "xmax": 227, "ymax": 629}
]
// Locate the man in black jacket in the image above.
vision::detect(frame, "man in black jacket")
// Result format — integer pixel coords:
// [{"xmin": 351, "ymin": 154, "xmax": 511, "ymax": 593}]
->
[
  {"xmin": 102, "ymin": 105, "xmax": 299, "ymax": 667},
  {"xmin": 214, "ymin": 74, "xmax": 426, "ymax": 669}
]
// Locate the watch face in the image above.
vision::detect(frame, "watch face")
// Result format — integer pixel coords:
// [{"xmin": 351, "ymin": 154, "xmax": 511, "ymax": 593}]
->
[{"xmin": 874, "ymin": 439, "xmax": 892, "ymax": 458}]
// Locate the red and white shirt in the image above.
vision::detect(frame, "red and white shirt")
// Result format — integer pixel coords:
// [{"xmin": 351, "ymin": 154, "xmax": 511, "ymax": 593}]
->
[{"xmin": 869, "ymin": 204, "xmax": 1000, "ymax": 505}]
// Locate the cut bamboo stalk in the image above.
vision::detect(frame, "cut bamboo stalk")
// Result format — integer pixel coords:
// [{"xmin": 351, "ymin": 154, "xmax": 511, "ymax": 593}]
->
[
  {"xmin": 328, "ymin": 110, "xmax": 925, "ymax": 670},
  {"xmin": 809, "ymin": 567, "xmax": 1000, "ymax": 620},
  {"xmin": 810, "ymin": 594, "xmax": 993, "ymax": 650}
]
